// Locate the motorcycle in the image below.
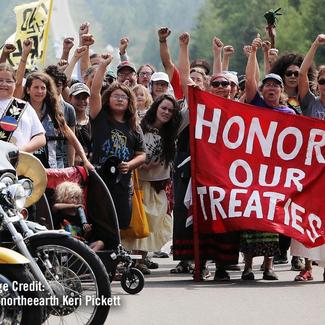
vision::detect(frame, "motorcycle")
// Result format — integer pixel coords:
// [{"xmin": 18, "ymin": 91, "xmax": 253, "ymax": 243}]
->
[
  {"xmin": 0, "ymin": 247, "xmax": 42, "ymax": 325},
  {"xmin": 0, "ymin": 141, "xmax": 111, "ymax": 324}
]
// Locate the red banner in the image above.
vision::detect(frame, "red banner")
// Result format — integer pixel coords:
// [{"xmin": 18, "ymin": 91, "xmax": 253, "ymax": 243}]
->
[{"xmin": 188, "ymin": 86, "xmax": 325, "ymax": 248}]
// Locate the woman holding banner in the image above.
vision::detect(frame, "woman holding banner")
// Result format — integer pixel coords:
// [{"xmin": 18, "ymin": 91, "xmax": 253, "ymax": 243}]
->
[
  {"xmin": 291, "ymin": 33, "xmax": 325, "ymax": 282},
  {"xmin": 242, "ymin": 34, "xmax": 296, "ymax": 281}
]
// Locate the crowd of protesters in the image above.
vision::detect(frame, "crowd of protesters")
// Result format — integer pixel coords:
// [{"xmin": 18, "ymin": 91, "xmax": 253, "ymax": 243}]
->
[{"xmin": 1, "ymin": 19, "xmax": 324, "ymax": 282}]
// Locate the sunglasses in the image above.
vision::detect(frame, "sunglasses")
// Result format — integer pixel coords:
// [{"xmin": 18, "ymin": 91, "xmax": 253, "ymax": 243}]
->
[
  {"xmin": 285, "ymin": 70, "xmax": 299, "ymax": 78},
  {"xmin": 210, "ymin": 80, "xmax": 230, "ymax": 88},
  {"xmin": 318, "ymin": 78, "xmax": 325, "ymax": 85}
]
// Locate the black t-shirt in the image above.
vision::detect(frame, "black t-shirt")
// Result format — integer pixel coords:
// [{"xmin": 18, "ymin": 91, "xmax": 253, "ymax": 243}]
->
[
  {"xmin": 91, "ymin": 108, "xmax": 145, "ymax": 186},
  {"xmin": 75, "ymin": 120, "xmax": 92, "ymax": 159}
]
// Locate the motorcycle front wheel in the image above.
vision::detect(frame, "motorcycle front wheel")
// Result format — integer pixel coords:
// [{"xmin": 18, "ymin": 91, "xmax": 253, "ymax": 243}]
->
[
  {"xmin": 27, "ymin": 236, "xmax": 111, "ymax": 325},
  {"xmin": 0, "ymin": 265, "xmax": 43, "ymax": 325}
]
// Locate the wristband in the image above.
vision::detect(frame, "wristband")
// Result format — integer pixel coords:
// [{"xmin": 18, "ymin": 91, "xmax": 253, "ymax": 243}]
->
[{"xmin": 159, "ymin": 39, "xmax": 167, "ymax": 43}]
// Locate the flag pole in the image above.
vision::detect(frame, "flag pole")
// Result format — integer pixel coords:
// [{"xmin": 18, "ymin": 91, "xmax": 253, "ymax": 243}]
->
[
  {"xmin": 188, "ymin": 86, "xmax": 201, "ymax": 282},
  {"xmin": 40, "ymin": 0, "xmax": 53, "ymax": 67}
]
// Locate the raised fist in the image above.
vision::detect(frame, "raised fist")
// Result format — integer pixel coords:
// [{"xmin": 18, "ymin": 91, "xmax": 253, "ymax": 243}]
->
[
  {"xmin": 158, "ymin": 27, "xmax": 171, "ymax": 42},
  {"xmin": 212, "ymin": 37, "xmax": 224, "ymax": 52},
  {"xmin": 79, "ymin": 22, "xmax": 90, "ymax": 36},
  {"xmin": 22, "ymin": 38, "xmax": 33, "ymax": 55},
  {"xmin": 179, "ymin": 32, "xmax": 190, "ymax": 46},
  {"xmin": 243, "ymin": 45, "xmax": 252, "ymax": 57},
  {"xmin": 262, "ymin": 40, "xmax": 271, "ymax": 52},
  {"xmin": 57, "ymin": 59, "xmax": 68, "ymax": 72},
  {"xmin": 316, "ymin": 34, "xmax": 325, "ymax": 45},
  {"xmin": 74, "ymin": 46, "xmax": 88, "ymax": 58},
  {"xmin": 251, "ymin": 33, "xmax": 262, "ymax": 51},
  {"xmin": 119, "ymin": 37, "xmax": 129, "ymax": 54},
  {"xmin": 223, "ymin": 45, "xmax": 235, "ymax": 56},
  {"xmin": 81, "ymin": 34, "xmax": 95, "ymax": 47},
  {"xmin": 63, "ymin": 37, "xmax": 74, "ymax": 51},
  {"xmin": 3, "ymin": 44, "xmax": 16, "ymax": 54},
  {"xmin": 100, "ymin": 53, "xmax": 113, "ymax": 66}
]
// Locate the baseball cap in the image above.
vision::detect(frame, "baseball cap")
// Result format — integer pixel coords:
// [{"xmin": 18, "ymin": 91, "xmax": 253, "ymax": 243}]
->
[
  {"xmin": 238, "ymin": 75, "xmax": 246, "ymax": 90},
  {"xmin": 262, "ymin": 73, "xmax": 284, "ymax": 87},
  {"xmin": 117, "ymin": 61, "xmax": 136, "ymax": 73},
  {"xmin": 106, "ymin": 69, "xmax": 117, "ymax": 79},
  {"xmin": 150, "ymin": 72, "xmax": 170, "ymax": 83},
  {"xmin": 224, "ymin": 71, "xmax": 239, "ymax": 86},
  {"xmin": 69, "ymin": 83, "xmax": 90, "ymax": 96},
  {"xmin": 210, "ymin": 72, "xmax": 230, "ymax": 83}
]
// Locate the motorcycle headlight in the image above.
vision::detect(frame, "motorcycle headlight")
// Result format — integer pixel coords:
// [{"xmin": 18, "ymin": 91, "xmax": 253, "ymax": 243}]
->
[
  {"xmin": 18, "ymin": 178, "xmax": 33, "ymax": 198},
  {"xmin": 7, "ymin": 184, "xmax": 28, "ymax": 210},
  {"xmin": 0, "ymin": 172, "xmax": 15, "ymax": 187}
]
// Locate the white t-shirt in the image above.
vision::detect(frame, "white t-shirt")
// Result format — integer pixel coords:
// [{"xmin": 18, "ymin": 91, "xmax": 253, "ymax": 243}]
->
[{"xmin": 0, "ymin": 98, "xmax": 45, "ymax": 149}]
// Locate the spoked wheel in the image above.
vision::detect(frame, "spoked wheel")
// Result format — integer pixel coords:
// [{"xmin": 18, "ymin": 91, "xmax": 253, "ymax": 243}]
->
[
  {"xmin": 27, "ymin": 236, "xmax": 110, "ymax": 325},
  {"xmin": 0, "ymin": 265, "xmax": 43, "ymax": 325},
  {"xmin": 120, "ymin": 267, "xmax": 144, "ymax": 294}
]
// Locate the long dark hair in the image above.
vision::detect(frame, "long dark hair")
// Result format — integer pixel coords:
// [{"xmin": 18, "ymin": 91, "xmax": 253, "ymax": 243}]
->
[
  {"xmin": 141, "ymin": 94, "xmax": 181, "ymax": 165},
  {"xmin": 270, "ymin": 53, "xmax": 316, "ymax": 89},
  {"xmin": 101, "ymin": 82, "xmax": 138, "ymax": 132},
  {"xmin": 23, "ymin": 72, "xmax": 65, "ymax": 129}
]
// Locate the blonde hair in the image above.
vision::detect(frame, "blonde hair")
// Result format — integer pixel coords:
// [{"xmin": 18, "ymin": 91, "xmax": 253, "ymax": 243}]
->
[
  {"xmin": 54, "ymin": 181, "xmax": 83, "ymax": 204},
  {"xmin": 133, "ymin": 84, "xmax": 153, "ymax": 109}
]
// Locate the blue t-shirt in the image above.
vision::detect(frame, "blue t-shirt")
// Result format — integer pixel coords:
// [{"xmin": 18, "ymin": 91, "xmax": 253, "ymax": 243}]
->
[{"xmin": 250, "ymin": 92, "xmax": 296, "ymax": 115}]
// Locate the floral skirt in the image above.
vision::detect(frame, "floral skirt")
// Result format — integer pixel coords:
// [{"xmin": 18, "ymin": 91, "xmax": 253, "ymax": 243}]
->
[{"xmin": 240, "ymin": 231, "xmax": 279, "ymax": 257}]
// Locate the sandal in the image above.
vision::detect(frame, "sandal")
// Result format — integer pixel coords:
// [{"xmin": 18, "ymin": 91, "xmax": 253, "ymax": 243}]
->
[
  {"xmin": 170, "ymin": 261, "xmax": 194, "ymax": 274},
  {"xmin": 294, "ymin": 270, "xmax": 313, "ymax": 281}
]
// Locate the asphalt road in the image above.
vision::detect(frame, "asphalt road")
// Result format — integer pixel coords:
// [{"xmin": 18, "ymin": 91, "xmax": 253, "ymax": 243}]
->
[{"xmin": 108, "ymin": 255, "xmax": 325, "ymax": 325}]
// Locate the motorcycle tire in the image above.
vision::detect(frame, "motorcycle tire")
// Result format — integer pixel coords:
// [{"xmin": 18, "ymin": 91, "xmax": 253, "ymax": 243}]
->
[
  {"xmin": 0, "ymin": 265, "xmax": 43, "ymax": 325},
  {"xmin": 121, "ymin": 267, "xmax": 144, "ymax": 294},
  {"xmin": 27, "ymin": 236, "xmax": 111, "ymax": 325}
]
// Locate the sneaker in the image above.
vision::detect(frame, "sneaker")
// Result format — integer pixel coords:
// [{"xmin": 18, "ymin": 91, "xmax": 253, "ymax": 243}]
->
[
  {"xmin": 263, "ymin": 269, "xmax": 278, "ymax": 280},
  {"xmin": 291, "ymin": 256, "xmax": 304, "ymax": 271},
  {"xmin": 214, "ymin": 269, "xmax": 230, "ymax": 281},
  {"xmin": 144, "ymin": 257, "xmax": 159, "ymax": 269},
  {"xmin": 241, "ymin": 268, "xmax": 255, "ymax": 280}
]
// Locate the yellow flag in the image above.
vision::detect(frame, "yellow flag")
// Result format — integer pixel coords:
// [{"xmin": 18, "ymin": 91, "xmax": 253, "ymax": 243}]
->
[{"xmin": 7, "ymin": 0, "xmax": 53, "ymax": 69}]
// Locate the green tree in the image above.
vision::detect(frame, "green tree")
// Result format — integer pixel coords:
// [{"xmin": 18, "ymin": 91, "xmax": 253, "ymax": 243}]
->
[{"xmin": 190, "ymin": 0, "xmax": 324, "ymax": 74}]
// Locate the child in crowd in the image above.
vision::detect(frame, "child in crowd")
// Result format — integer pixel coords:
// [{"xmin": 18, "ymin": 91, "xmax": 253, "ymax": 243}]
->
[
  {"xmin": 133, "ymin": 84, "xmax": 153, "ymax": 120},
  {"xmin": 53, "ymin": 181, "xmax": 104, "ymax": 251}
]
